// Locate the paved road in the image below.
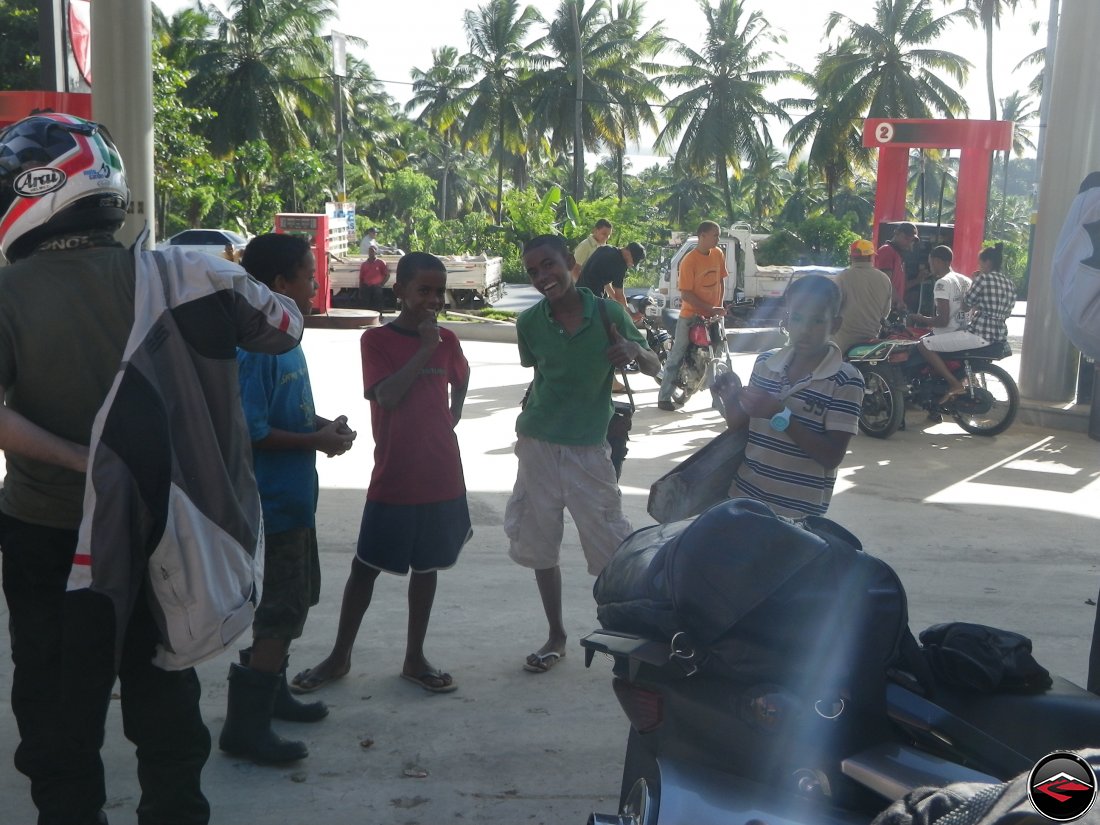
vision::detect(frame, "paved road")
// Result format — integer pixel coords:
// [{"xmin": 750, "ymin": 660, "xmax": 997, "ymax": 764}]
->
[{"xmin": 1, "ymin": 329, "xmax": 1098, "ymax": 825}]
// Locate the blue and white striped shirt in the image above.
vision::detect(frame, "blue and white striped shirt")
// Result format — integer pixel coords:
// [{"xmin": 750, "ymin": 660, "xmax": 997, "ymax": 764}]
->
[{"xmin": 732, "ymin": 344, "xmax": 864, "ymax": 517}]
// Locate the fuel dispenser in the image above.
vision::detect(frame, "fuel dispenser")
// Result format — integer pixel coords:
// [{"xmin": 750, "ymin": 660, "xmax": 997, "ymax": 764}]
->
[
  {"xmin": 273, "ymin": 212, "xmax": 331, "ymax": 313},
  {"xmin": 863, "ymin": 119, "xmax": 1014, "ymax": 276}
]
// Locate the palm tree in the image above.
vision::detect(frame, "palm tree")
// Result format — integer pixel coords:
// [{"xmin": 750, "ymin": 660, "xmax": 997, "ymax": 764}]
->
[
  {"xmin": 343, "ymin": 57, "xmax": 408, "ymax": 192},
  {"xmin": 407, "ymin": 46, "xmax": 475, "ymax": 220},
  {"xmin": 459, "ymin": 0, "xmax": 543, "ymax": 222},
  {"xmin": 152, "ymin": 3, "xmax": 213, "ymax": 69},
  {"xmin": 996, "ymin": 90, "xmax": 1037, "ymax": 232},
  {"xmin": 648, "ymin": 160, "xmax": 724, "ymax": 229},
  {"xmin": 656, "ymin": 0, "xmax": 792, "ymax": 224},
  {"xmin": 181, "ymin": 0, "xmax": 336, "ymax": 157},
  {"xmin": 785, "ymin": 68, "xmax": 874, "ymax": 215},
  {"xmin": 602, "ymin": 0, "xmax": 668, "ymax": 203},
  {"xmin": 950, "ymin": 0, "xmax": 1031, "ymax": 120},
  {"xmin": 740, "ymin": 143, "xmax": 789, "ymax": 228},
  {"xmin": 524, "ymin": 0, "xmax": 666, "ymax": 204},
  {"xmin": 775, "ymin": 161, "xmax": 826, "ymax": 228},
  {"xmin": 819, "ymin": 0, "xmax": 972, "ymax": 121}
]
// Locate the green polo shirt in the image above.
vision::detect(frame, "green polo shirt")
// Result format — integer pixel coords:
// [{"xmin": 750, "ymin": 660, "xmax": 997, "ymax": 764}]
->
[{"xmin": 516, "ymin": 288, "xmax": 649, "ymax": 446}]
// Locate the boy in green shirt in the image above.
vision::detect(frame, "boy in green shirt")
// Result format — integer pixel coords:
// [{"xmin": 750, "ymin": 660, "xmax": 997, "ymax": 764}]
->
[{"xmin": 506, "ymin": 235, "xmax": 659, "ymax": 673}]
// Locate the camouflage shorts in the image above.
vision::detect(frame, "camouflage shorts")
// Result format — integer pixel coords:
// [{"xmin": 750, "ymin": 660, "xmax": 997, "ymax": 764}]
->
[{"xmin": 252, "ymin": 527, "xmax": 321, "ymax": 640}]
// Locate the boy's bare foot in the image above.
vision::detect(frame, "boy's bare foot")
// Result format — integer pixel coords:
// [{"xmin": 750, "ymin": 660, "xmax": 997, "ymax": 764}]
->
[
  {"xmin": 289, "ymin": 656, "xmax": 350, "ymax": 694},
  {"xmin": 938, "ymin": 384, "xmax": 966, "ymax": 405}
]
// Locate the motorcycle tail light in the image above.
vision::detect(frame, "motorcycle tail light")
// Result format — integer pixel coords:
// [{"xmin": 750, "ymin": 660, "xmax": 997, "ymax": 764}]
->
[
  {"xmin": 689, "ymin": 324, "xmax": 710, "ymax": 346},
  {"xmin": 612, "ymin": 677, "xmax": 664, "ymax": 733}
]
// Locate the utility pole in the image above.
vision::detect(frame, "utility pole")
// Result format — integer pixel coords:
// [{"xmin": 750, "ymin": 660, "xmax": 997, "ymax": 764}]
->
[
  {"xmin": 92, "ymin": 0, "xmax": 154, "ymax": 248},
  {"xmin": 330, "ymin": 32, "xmax": 348, "ymax": 201},
  {"xmin": 572, "ymin": 1, "xmax": 584, "ymax": 204},
  {"xmin": 1019, "ymin": 0, "xmax": 1100, "ymax": 403}
]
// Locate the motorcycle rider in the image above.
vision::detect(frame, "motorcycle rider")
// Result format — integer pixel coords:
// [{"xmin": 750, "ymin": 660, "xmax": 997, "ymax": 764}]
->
[
  {"xmin": 0, "ymin": 113, "xmax": 303, "ymax": 825},
  {"xmin": 658, "ymin": 220, "xmax": 727, "ymax": 411},
  {"xmin": 909, "ymin": 245, "xmax": 978, "ymax": 404},
  {"xmin": 833, "ymin": 238, "xmax": 894, "ymax": 354}
]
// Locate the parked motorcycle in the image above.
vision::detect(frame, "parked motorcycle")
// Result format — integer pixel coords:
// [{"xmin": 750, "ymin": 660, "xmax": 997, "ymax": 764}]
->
[
  {"xmin": 846, "ymin": 318, "xmax": 1019, "ymax": 439},
  {"xmin": 626, "ymin": 292, "xmax": 673, "ymax": 384},
  {"xmin": 583, "ymin": 500, "xmax": 1100, "ymax": 825}
]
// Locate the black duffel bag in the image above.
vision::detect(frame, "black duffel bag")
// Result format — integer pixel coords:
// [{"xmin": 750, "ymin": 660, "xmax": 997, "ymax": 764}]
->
[{"xmin": 593, "ymin": 498, "xmax": 912, "ymax": 707}]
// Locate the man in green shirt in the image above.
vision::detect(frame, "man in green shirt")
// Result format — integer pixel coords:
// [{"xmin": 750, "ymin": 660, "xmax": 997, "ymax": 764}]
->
[
  {"xmin": 570, "ymin": 218, "xmax": 612, "ymax": 280},
  {"xmin": 506, "ymin": 235, "xmax": 659, "ymax": 674}
]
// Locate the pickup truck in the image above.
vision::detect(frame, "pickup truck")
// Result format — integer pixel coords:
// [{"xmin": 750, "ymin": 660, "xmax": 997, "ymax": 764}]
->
[
  {"xmin": 649, "ymin": 222, "xmax": 840, "ymax": 327},
  {"xmin": 327, "ymin": 253, "xmax": 505, "ymax": 308}
]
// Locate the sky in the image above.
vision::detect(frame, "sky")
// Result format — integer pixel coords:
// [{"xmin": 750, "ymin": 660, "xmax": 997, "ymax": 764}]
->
[{"xmin": 154, "ymin": 0, "xmax": 1048, "ymax": 159}]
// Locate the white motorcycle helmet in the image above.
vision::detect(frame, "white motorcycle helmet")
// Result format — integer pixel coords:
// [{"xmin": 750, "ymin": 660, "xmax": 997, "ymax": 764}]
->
[{"xmin": 0, "ymin": 112, "xmax": 129, "ymax": 262}]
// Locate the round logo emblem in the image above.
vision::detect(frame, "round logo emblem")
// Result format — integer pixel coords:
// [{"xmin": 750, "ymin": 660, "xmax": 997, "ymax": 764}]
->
[
  {"xmin": 875, "ymin": 122, "xmax": 895, "ymax": 144},
  {"xmin": 1028, "ymin": 751, "xmax": 1097, "ymax": 822},
  {"xmin": 13, "ymin": 167, "xmax": 67, "ymax": 198}
]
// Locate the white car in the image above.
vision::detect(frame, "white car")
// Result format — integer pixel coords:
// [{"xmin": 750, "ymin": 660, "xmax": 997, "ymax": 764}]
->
[{"xmin": 156, "ymin": 228, "xmax": 248, "ymax": 259}]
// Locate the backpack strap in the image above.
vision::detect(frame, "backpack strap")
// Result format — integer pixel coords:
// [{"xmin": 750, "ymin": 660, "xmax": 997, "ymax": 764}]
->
[{"xmin": 597, "ymin": 298, "xmax": 634, "ymax": 411}]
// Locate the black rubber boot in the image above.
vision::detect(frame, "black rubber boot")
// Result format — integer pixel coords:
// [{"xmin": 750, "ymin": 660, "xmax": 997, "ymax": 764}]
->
[
  {"xmin": 239, "ymin": 649, "xmax": 328, "ymax": 723},
  {"xmin": 218, "ymin": 663, "xmax": 308, "ymax": 763}
]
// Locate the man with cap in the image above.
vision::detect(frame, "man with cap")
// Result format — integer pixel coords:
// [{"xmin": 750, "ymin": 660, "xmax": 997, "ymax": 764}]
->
[
  {"xmin": 359, "ymin": 226, "xmax": 380, "ymax": 255},
  {"xmin": 833, "ymin": 239, "xmax": 894, "ymax": 354},
  {"xmin": 571, "ymin": 218, "xmax": 613, "ymax": 281},
  {"xmin": 577, "ymin": 240, "xmax": 646, "ymax": 320},
  {"xmin": 875, "ymin": 222, "xmax": 919, "ymax": 309}
]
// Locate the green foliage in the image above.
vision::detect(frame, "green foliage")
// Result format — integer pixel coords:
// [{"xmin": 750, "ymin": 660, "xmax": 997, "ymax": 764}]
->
[
  {"xmin": 503, "ymin": 185, "xmax": 564, "ymax": 243},
  {"xmin": 153, "ymin": 48, "xmax": 224, "ymax": 235},
  {"xmin": 0, "ymin": 0, "xmax": 39, "ymax": 90},
  {"xmin": 756, "ymin": 215, "xmax": 858, "ymax": 266},
  {"xmin": 798, "ymin": 214, "xmax": 859, "ymax": 265},
  {"xmin": 273, "ymin": 148, "xmax": 332, "ymax": 214},
  {"xmin": 756, "ymin": 230, "xmax": 805, "ymax": 266},
  {"xmin": 990, "ymin": 238, "xmax": 1027, "ymax": 296},
  {"xmin": 413, "ymin": 212, "xmax": 499, "ymax": 257}
]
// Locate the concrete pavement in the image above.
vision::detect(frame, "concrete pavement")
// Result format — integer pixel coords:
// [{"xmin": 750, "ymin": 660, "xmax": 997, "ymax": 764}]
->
[{"xmin": 2, "ymin": 328, "xmax": 1100, "ymax": 825}]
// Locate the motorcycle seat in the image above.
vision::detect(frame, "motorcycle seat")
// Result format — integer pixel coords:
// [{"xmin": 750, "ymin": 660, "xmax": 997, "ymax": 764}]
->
[
  {"xmin": 887, "ymin": 676, "xmax": 1100, "ymax": 779},
  {"xmin": 931, "ymin": 674, "xmax": 1100, "ymax": 760},
  {"xmin": 954, "ymin": 341, "xmax": 1012, "ymax": 360}
]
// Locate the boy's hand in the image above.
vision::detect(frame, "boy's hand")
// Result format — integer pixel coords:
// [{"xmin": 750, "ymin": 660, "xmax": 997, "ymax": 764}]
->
[
  {"xmin": 418, "ymin": 317, "xmax": 442, "ymax": 352},
  {"xmin": 605, "ymin": 324, "xmax": 641, "ymax": 369},
  {"xmin": 712, "ymin": 371, "xmax": 741, "ymax": 404},
  {"xmin": 737, "ymin": 385, "xmax": 784, "ymax": 419},
  {"xmin": 317, "ymin": 416, "xmax": 357, "ymax": 457}
]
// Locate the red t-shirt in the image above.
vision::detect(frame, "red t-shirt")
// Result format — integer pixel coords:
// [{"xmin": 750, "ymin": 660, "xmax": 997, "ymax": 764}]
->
[
  {"xmin": 874, "ymin": 243, "xmax": 906, "ymax": 304},
  {"xmin": 360, "ymin": 324, "xmax": 469, "ymax": 504},
  {"xmin": 359, "ymin": 259, "xmax": 389, "ymax": 287}
]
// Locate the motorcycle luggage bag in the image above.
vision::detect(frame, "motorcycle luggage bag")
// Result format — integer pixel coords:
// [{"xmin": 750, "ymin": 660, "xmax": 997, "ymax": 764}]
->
[{"xmin": 594, "ymin": 498, "xmax": 910, "ymax": 705}]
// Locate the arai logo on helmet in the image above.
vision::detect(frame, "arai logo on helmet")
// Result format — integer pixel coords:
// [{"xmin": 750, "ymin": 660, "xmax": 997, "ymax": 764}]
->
[{"xmin": 13, "ymin": 167, "xmax": 68, "ymax": 198}]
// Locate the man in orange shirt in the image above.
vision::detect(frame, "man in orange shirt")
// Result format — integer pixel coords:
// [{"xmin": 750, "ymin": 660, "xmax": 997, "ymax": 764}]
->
[{"xmin": 658, "ymin": 220, "xmax": 727, "ymax": 411}]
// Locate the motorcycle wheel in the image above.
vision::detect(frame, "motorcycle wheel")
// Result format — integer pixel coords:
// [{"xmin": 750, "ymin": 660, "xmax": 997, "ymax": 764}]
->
[
  {"xmin": 669, "ymin": 350, "xmax": 706, "ymax": 407},
  {"xmin": 858, "ymin": 365, "xmax": 905, "ymax": 439},
  {"xmin": 952, "ymin": 363, "xmax": 1019, "ymax": 436}
]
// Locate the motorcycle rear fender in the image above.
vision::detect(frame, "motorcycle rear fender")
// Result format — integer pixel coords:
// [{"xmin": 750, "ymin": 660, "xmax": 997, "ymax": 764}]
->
[
  {"xmin": 582, "ymin": 629, "xmax": 672, "ymax": 681},
  {"xmin": 633, "ymin": 756, "xmax": 868, "ymax": 825}
]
